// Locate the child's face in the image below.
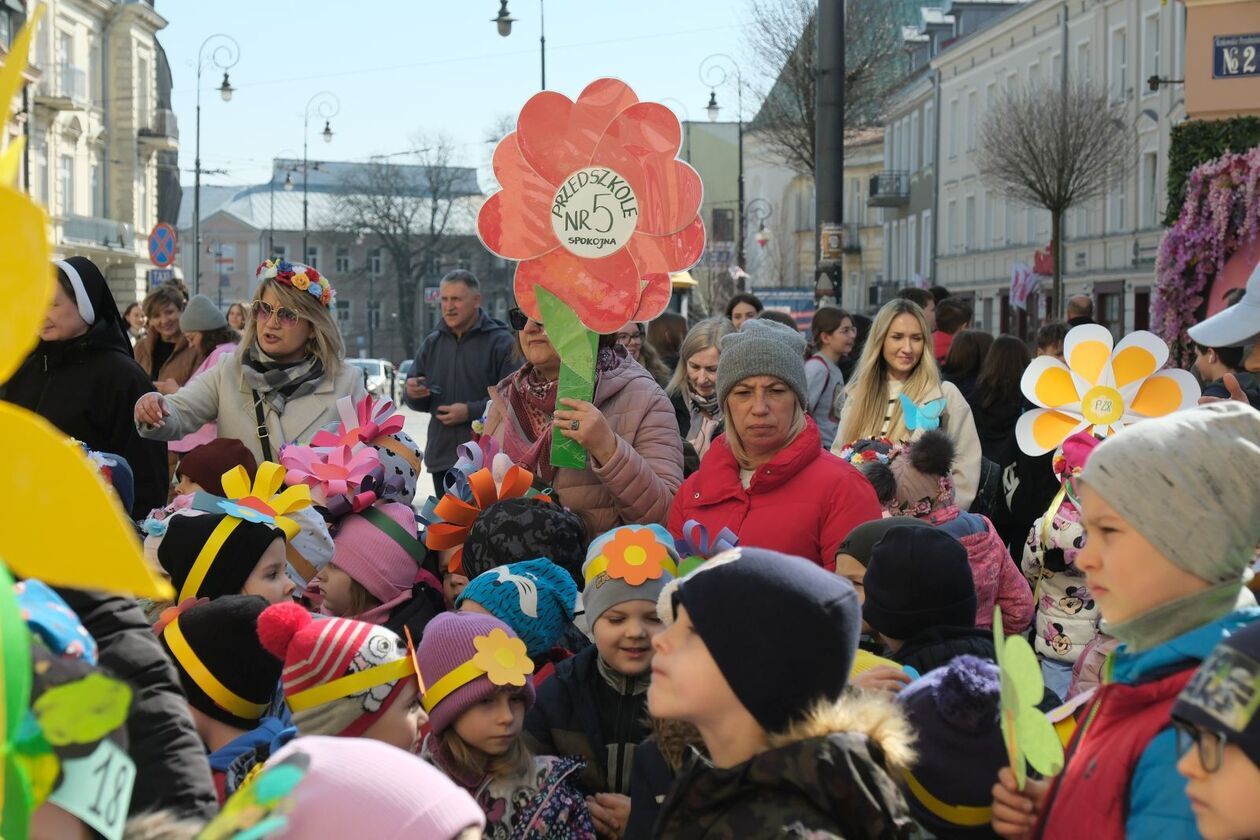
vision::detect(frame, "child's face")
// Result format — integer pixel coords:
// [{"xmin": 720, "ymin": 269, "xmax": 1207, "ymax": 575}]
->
[
  {"xmin": 174, "ymin": 475, "xmax": 201, "ymax": 496},
  {"xmin": 443, "ymin": 570, "xmax": 469, "ymax": 610},
  {"xmin": 1037, "ymin": 343, "xmax": 1065, "ymax": 364},
  {"xmin": 363, "ymin": 679, "xmax": 426, "ymax": 754},
  {"xmin": 1075, "ymin": 485, "xmax": 1211, "ymax": 625},
  {"xmin": 592, "ymin": 600, "xmax": 664, "ymax": 677},
  {"xmin": 241, "ymin": 537, "xmax": 296, "ymax": 605},
  {"xmin": 453, "ymin": 689, "xmax": 528, "ymax": 756},
  {"xmin": 647, "ymin": 605, "xmax": 745, "ymax": 727},
  {"xmin": 1178, "ymin": 734, "xmax": 1260, "ymax": 840},
  {"xmin": 835, "ymin": 554, "xmax": 873, "ymax": 632},
  {"xmin": 312, "ymin": 562, "xmax": 357, "ymax": 616}
]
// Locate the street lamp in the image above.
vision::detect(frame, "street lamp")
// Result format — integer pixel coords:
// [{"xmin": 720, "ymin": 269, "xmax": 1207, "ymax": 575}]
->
[
  {"xmin": 193, "ymin": 33, "xmax": 239, "ymax": 296},
  {"xmin": 302, "ymin": 91, "xmax": 340, "ymax": 263},
  {"xmin": 700, "ymin": 54, "xmax": 745, "ymax": 272},
  {"xmin": 493, "ymin": 0, "xmax": 545, "ymax": 90},
  {"xmin": 748, "ymin": 198, "xmax": 773, "ymax": 249}
]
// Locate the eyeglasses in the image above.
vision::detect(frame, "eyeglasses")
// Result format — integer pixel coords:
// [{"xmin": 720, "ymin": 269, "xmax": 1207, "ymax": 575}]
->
[
  {"xmin": 252, "ymin": 300, "xmax": 302, "ymax": 327},
  {"xmin": 615, "ymin": 330, "xmax": 644, "ymax": 344},
  {"xmin": 1174, "ymin": 719, "xmax": 1228, "ymax": 773},
  {"xmin": 837, "ymin": 326, "xmax": 858, "ymax": 336},
  {"xmin": 508, "ymin": 307, "xmax": 541, "ymax": 331}
]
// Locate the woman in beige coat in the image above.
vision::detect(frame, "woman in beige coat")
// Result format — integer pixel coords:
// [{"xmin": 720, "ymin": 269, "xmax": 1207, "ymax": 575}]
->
[
  {"xmin": 135, "ymin": 260, "xmax": 365, "ymax": 465},
  {"xmin": 481, "ymin": 307, "xmax": 683, "ymax": 538}
]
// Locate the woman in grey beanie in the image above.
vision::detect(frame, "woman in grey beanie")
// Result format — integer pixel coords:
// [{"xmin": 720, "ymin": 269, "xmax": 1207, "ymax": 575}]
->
[
  {"xmin": 666, "ymin": 319, "xmax": 882, "ymax": 569},
  {"xmin": 992, "ymin": 402, "xmax": 1260, "ymax": 840}
]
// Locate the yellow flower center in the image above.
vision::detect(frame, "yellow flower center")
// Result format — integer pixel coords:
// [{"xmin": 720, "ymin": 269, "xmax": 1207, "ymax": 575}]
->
[
  {"xmin": 494, "ymin": 648, "xmax": 516, "ymax": 668},
  {"xmin": 623, "ymin": 545, "xmax": 647, "ymax": 567},
  {"xmin": 1080, "ymin": 385, "xmax": 1124, "ymax": 426}
]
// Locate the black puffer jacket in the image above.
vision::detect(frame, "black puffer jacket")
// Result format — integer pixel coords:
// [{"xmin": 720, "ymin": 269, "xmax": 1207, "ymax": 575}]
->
[
  {"xmin": 892, "ymin": 626, "xmax": 996, "ymax": 677},
  {"xmin": 55, "ymin": 587, "xmax": 218, "ymax": 821}
]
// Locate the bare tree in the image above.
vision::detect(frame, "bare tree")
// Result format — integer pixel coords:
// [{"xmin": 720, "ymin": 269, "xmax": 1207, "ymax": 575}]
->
[
  {"xmin": 333, "ymin": 135, "xmax": 476, "ymax": 354},
  {"xmin": 744, "ymin": 0, "xmax": 904, "ymax": 176},
  {"xmin": 977, "ymin": 81, "xmax": 1133, "ymax": 318}
]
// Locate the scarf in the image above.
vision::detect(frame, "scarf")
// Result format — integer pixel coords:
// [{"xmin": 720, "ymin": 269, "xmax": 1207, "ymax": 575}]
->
[
  {"xmin": 1102, "ymin": 578, "xmax": 1242, "ymax": 654},
  {"xmin": 241, "ymin": 346, "xmax": 326, "ymax": 413},
  {"xmin": 596, "ymin": 653, "xmax": 650, "ymax": 696},
  {"xmin": 686, "ymin": 388, "xmax": 721, "ymax": 419}
]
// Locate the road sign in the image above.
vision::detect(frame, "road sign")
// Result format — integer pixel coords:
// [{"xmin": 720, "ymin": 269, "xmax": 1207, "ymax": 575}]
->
[
  {"xmin": 147, "ymin": 268, "xmax": 173, "ymax": 289},
  {"xmin": 148, "ymin": 223, "xmax": 177, "ymax": 268},
  {"xmin": 819, "ymin": 223, "xmax": 844, "ymax": 262}
]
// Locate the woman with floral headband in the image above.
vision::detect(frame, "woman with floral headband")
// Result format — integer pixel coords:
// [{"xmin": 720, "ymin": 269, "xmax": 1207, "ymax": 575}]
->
[{"xmin": 135, "ymin": 259, "xmax": 365, "ymax": 464}]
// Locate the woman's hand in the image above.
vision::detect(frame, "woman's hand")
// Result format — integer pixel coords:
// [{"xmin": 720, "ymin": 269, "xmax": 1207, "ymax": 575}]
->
[
  {"xmin": 155, "ymin": 378, "xmax": 181, "ymax": 395},
  {"xmin": 553, "ymin": 398, "xmax": 617, "ymax": 466},
  {"xmin": 991, "ymin": 766, "xmax": 1049, "ymax": 839},
  {"xmin": 585, "ymin": 792, "xmax": 630, "ymax": 838},
  {"xmin": 135, "ymin": 392, "xmax": 169, "ymax": 428}
]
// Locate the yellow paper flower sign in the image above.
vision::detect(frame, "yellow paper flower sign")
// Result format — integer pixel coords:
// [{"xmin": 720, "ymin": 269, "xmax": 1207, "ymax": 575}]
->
[{"xmin": 1015, "ymin": 324, "xmax": 1200, "ymax": 456}]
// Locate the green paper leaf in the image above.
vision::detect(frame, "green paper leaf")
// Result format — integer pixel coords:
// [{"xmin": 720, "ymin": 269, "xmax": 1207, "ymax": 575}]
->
[
  {"xmin": 993, "ymin": 605, "xmax": 1065, "ymax": 790},
  {"xmin": 536, "ymin": 287, "xmax": 598, "ymax": 471},
  {"xmin": 0, "ymin": 558, "xmax": 34, "ymax": 839},
  {"xmin": 33, "ymin": 673, "xmax": 132, "ymax": 747}
]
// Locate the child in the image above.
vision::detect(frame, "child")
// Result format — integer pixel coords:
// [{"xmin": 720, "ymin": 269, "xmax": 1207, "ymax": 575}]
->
[
  {"xmin": 1195, "ymin": 339, "xmax": 1260, "ymax": 407},
  {"xmin": 417, "ymin": 612, "xmax": 596, "ymax": 838},
  {"xmin": 863, "ymin": 525, "xmax": 996, "ymax": 676},
  {"xmin": 457, "ymin": 557, "xmax": 578, "ymax": 682},
  {"xmin": 524, "ymin": 525, "xmax": 677, "ymax": 833},
  {"xmin": 862, "ymin": 430, "xmax": 1033, "ymax": 632},
  {"xmin": 156, "ymin": 595, "xmax": 286, "ymax": 802},
  {"xmin": 310, "ymin": 501, "xmax": 443, "ymax": 639},
  {"xmin": 173, "ymin": 437, "xmax": 256, "ymax": 496},
  {"xmin": 991, "ymin": 402, "xmax": 1260, "ymax": 840},
  {"xmin": 158, "ymin": 512, "xmax": 294, "ymax": 604},
  {"xmin": 1172, "ymin": 620, "xmax": 1260, "ymax": 840},
  {"xmin": 1020, "ymin": 431, "xmax": 1104, "ymax": 701},
  {"xmin": 461, "ymin": 497, "xmax": 588, "ymax": 589},
  {"xmin": 647, "ymin": 547, "xmax": 917, "ymax": 837},
  {"xmin": 257, "ymin": 601, "xmax": 426, "ymax": 751}
]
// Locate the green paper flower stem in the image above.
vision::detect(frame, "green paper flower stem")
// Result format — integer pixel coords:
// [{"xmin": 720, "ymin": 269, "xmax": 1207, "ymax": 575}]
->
[
  {"xmin": 535, "ymin": 288, "xmax": 599, "ymax": 471},
  {"xmin": 1, "ymin": 558, "xmax": 34, "ymax": 839}
]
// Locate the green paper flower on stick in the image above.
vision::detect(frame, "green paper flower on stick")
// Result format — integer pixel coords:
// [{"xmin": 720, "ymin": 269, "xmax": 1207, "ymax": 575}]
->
[
  {"xmin": 994, "ymin": 606, "xmax": 1065, "ymax": 790},
  {"xmin": 536, "ymin": 287, "xmax": 599, "ymax": 470}
]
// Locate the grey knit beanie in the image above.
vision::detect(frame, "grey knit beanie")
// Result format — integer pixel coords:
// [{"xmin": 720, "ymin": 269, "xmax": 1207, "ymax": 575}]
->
[
  {"xmin": 1081, "ymin": 402, "xmax": 1260, "ymax": 585},
  {"xmin": 180, "ymin": 294, "xmax": 228, "ymax": 332},
  {"xmin": 716, "ymin": 318, "xmax": 809, "ymax": 407}
]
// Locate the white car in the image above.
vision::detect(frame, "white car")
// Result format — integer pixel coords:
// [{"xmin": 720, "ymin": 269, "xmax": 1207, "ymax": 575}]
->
[{"xmin": 347, "ymin": 358, "xmax": 397, "ymax": 402}]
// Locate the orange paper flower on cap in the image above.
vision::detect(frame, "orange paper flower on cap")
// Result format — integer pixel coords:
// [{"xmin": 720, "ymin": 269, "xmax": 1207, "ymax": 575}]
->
[
  {"xmin": 1015, "ymin": 324, "xmax": 1200, "ymax": 456},
  {"xmin": 471, "ymin": 628, "xmax": 534, "ymax": 687},
  {"xmin": 603, "ymin": 527, "xmax": 672, "ymax": 586},
  {"xmin": 477, "ymin": 78, "xmax": 706, "ymax": 333}
]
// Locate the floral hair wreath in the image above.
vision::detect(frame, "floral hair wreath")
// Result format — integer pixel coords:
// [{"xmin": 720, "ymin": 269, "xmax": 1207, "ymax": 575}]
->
[
  {"xmin": 835, "ymin": 437, "xmax": 904, "ymax": 467},
  {"xmin": 256, "ymin": 258, "xmax": 335, "ymax": 309}
]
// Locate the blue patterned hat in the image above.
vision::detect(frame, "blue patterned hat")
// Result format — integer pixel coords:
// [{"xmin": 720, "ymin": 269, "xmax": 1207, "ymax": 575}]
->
[{"xmin": 456, "ymin": 558, "xmax": 577, "ymax": 660}]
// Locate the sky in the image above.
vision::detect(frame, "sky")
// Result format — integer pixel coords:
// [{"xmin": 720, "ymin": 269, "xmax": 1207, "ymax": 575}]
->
[{"xmin": 160, "ymin": 1, "xmax": 757, "ymax": 190}]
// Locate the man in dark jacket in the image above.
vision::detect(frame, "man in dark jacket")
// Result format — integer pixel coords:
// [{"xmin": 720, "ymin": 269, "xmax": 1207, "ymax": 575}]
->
[
  {"xmin": 1066, "ymin": 294, "xmax": 1096, "ymax": 327},
  {"xmin": 403, "ymin": 270, "xmax": 518, "ymax": 492}
]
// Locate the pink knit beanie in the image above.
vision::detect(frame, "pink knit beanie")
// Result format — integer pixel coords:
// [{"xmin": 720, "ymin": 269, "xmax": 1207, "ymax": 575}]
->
[
  {"xmin": 331, "ymin": 502, "xmax": 424, "ymax": 605},
  {"xmin": 416, "ymin": 612, "xmax": 537, "ymax": 737},
  {"xmin": 265, "ymin": 736, "xmax": 485, "ymax": 839}
]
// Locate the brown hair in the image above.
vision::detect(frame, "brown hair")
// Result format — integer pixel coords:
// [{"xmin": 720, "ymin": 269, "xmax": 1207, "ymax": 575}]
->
[
  {"xmin": 975, "ymin": 335, "xmax": 1031, "ymax": 410},
  {"xmin": 195, "ymin": 326, "xmax": 240, "ymax": 353},
  {"xmin": 439, "ymin": 693, "xmax": 533, "ymax": 779},
  {"xmin": 237, "ymin": 277, "xmax": 345, "ymax": 376},
  {"xmin": 942, "ymin": 329, "xmax": 994, "ymax": 379},
  {"xmin": 896, "ymin": 287, "xmax": 933, "ymax": 310},
  {"xmin": 345, "ymin": 577, "xmax": 382, "ymax": 617},
  {"xmin": 809, "ymin": 306, "xmax": 852, "ymax": 357},
  {"xmin": 142, "ymin": 284, "xmax": 187, "ymax": 319},
  {"xmin": 936, "ymin": 297, "xmax": 974, "ymax": 335},
  {"xmin": 647, "ymin": 311, "xmax": 688, "ymax": 362},
  {"xmin": 1035, "ymin": 321, "xmax": 1069, "ymax": 351}
]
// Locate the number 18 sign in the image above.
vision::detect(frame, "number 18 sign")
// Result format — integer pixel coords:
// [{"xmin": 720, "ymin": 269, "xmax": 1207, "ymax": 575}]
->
[{"xmin": 1214, "ymin": 33, "xmax": 1260, "ymax": 79}]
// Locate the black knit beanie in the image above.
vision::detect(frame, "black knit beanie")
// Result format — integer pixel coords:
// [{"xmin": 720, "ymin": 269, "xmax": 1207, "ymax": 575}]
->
[
  {"xmin": 158, "ymin": 513, "xmax": 285, "ymax": 600},
  {"xmin": 461, "ymin": 498, "xmax": 587, "ymax": 590},
  {"xmin": 836, "ymin": 517, "xmax": 933, "ymax": 568},
  {"xmin": 159, "ymin": 595, "xmax": 281, "ymax": 730},
  {"xmin": 863, "ymin": 526, "xmax": 975, "ymax": 641},
  {"xmin": 662, "ymin": 548, "xmax": 861, "ymax": 735}
]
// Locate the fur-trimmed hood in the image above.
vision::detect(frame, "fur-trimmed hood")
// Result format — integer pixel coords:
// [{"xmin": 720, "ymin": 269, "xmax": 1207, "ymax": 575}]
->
[{"xmin": 768, "ymin": 692, "xmax": 916, "ymax": 774}]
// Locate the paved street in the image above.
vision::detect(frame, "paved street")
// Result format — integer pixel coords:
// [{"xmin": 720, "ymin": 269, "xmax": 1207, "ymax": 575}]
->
[{"xmin": 397, "ymin": 404, "xmax": 440, "ymax": 501}]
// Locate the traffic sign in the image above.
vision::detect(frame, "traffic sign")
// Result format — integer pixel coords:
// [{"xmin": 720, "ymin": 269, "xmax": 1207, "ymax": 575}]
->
[
  {"xmin": 147, "ymin": 268, "xmax": 173, "ymax": 289},
  {"xmin": 148, "ymin": 223, "xmax": 177, "ymax": 268}
]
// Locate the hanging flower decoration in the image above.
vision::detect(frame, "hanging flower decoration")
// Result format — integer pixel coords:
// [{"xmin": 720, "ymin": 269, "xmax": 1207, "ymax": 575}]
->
[
  {"xmin": 586, "ymin": 526, "xmax": 678, "ymax": 587},
  {"xmin": 471, "ymin": 628, "xmax": 535, "ymax": 687},
  {"xmin": 421, "ymin": 463, "xmax": 545, "ymax": 575},
  {"xmin": 1015, "ymin": 324, "xmax": 1200, "ymax": 456},
  {"xmin": 310, "ymin": 394, "xmax": 406, "ymax": 450},
  {"xmin": 280, "ymin": 445, "xmax": 381, "ymax": 507},
  {"xmin": 192, "ymin": 462, "xmax": 313, "ymax": 542},
  {"xmin": 477, "ymin": 78, "xmax": 706, "ymax": 333}
]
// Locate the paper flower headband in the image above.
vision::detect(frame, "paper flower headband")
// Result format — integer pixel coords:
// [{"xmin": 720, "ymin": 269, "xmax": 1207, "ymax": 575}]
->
[
  {"xmin": 282, "ymin": 444, "xmax": 381, "ymax": 507},
  {"xmin": 256, "ymin": 258, "xmax": 335, "ymax": 309},
  {"xmin": 311, "ymin": 394, "xmax": 406, "ymax": 450},
  {"xmin": 421, "ymin": 628, "xmax": 534, "ymax": 714},
  {"xmin": 1016, "ymin": 325, "xmax": 1199, "ymax": 456},
  {"xmin": 673, "ymin": 519, "xmax": 738, "ymax": 577},
  {"xmin": 184, "ymin": 463, "xmax": 312, "ymax": 602},
  {"xmin": 585, "ymin": 525, "xmax": 678, "ymax": 587}
]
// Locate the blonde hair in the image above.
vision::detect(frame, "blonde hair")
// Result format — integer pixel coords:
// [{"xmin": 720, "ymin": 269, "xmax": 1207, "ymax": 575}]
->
[
  {"xmin": 440, "ymin": 700, "xmax": 533, "ymax": 780},
  {"xmin": 666, "ymin": 317, "xmax": 734, "ymax": 398},
  {"xmin": 838, "ymin": 299, "xmax": 940, "ymax": 446},
  {"xmin": 238, "ymin": 277, "xmax": 345, "ymax": 376},
  {"xmin": 723, "ymin": 396, "xmax": 807, "ymax": 468}
]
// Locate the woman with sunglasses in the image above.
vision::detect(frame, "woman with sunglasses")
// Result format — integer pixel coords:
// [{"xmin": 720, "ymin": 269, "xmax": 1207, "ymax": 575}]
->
[
  {"xmin": 481, "ymin": 306, "xmax": 683, "ymax": 538},
  {"xmin": 135, "ymin": 259, "xmax": 365, "ymax": 464},
  {"xmin": 990, "ymin": 403, "xmax": 1260, "ymax": 840}
]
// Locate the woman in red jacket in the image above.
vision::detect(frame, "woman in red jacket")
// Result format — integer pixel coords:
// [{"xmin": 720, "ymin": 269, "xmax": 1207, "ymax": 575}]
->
[{"xmin": 667, "ymin": 319, "xmax": 882, "ymax": 570}]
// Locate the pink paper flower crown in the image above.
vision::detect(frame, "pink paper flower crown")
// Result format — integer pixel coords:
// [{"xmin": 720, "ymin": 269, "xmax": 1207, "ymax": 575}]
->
[
  {"xmin": 311, "ymin": 395, "xmax": 406, "ymax": 450},
  {"xmin": 256, "ymin": 258, "xmax": 335, "ymax": 309}
]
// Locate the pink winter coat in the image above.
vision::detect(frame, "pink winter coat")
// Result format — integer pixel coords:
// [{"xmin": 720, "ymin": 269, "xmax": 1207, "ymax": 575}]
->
[
  {"xmin": 482, "ymin": 358, "xmax": 683, "ymax": 539},
  {"xmin": 931, "ymin": 505, "xmax": 1034, "ymax": 632},
  {"xmin": 668, "ymin": 418, "xmax": 882, "ymax": 571}
]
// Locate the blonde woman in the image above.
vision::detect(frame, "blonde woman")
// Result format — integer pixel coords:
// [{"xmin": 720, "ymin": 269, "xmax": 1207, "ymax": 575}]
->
[
  {"xmin": 665, "ymin": 317, "xmax": 734, "ymax": 461},
  {"xmin": 830, "ymin": 298, "xmax": 982, "ymax": 509},
  {"xmin": 135, "ymin": 259, "xmax": 366, "ymax": 464}
]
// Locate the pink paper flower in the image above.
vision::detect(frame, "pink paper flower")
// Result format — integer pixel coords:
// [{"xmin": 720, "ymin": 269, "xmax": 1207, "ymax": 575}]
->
[
  {"xmin": 281, "ymin": 444, "xmax": 381, "ymax": 505},
  {"xmin": 311, "ymin": 395, "xmax": 405, "ymax": 449}
]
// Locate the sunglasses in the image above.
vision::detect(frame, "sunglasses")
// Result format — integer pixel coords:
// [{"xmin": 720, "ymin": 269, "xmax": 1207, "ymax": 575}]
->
[
  {"xmin": 508, "ymin": 307, "xmax": 541, "ymax": 331},
  {"xmin": 252, "ymin": 300, "xmax": 303, "ymax": 328},
  {"xmin": 1174, "ymin": 719, "xmax": 1228, "ymax": 773}
]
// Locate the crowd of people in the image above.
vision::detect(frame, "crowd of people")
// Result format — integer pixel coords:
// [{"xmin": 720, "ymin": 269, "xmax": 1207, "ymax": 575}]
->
[{"xmin": 2, "ymin": 253, "xmax": 1260, "ymax": 840}]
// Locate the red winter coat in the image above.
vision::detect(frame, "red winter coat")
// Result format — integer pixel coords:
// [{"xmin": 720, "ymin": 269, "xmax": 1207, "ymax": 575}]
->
[{"xmin": 668, "ymin": 418, "xmax": 882, "ymax": 571}]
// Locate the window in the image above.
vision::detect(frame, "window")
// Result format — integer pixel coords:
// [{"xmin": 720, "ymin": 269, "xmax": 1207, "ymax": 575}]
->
[
  {"xmin": 306, "ymin": 246, "xmax": 319, "ymax": 269},
  {"xmin": 58, "ymin": 155, "xmax": 74, "ymax": 217},
  {"xmin": 923, "ymin": 101, "xmax": 935, "ymax": 166},
  {"xmin": 88, "ymin": 44, "xmax": 100, "ymax": 101},
  {"xmin": 921, "ymin": 210, "xmax": 932, "ymax": 277},
  {"xmin": 90, "ymin": 160, "xmax": 101, "ymax": 217},
  {"xmin": 984, "ymin": 191, "xmax": 994, "ymax": 245},
  {"xmin": 966, "ymin": 91, "xmax": 978, "ymax": 151},
  {"xmin": 964, "ymin": 195, "xmax": 976, "ymax": 250},
  {"xmin": 882, "ymin": 221, "xmax": 891, "ymax": 278},
  {"xmin": 211, "ymin": 243, "xmax": 236, "ymax": 274},
  {"xmin": 1110, "ymin": 171, "xmax": 1128, "ymax": 232},
  {"xmin": 908, "ymin": 215, "xmax": 918, "ymax": 282},
  {"xmin": 910, "ymin": 112, "xmax": 920, "ymax": 172},
  {"xmin": 1026, "ymin": 207, "xmax": 1036, "ymax": 245},
  {"xmin": 368, "ymin": 300, "xmax": 383, "ymax": 331},
  {"xmin": 711, "ymin": 207, "xmax": 735, "ymax": 242},
  {"xmin": 335, "ymin": 246, "xmax": 351, "ymax": 273},
  {"xmin": 136, "ymin": 167, "xmax": 148, "ymax": 231},
  {"xmin": 136, "ymin": 56, "xmax": 151, "ymax": 126},
  {"xmin": 1134, "ymin": 288, "xmax": 1151, "ymax": 331},
  {"xmin": 0, "ymin": 12, "xmax": 11, "ymax": 50},
  {"xmin": 335, "ymin": 300, "xmax": 352, "ymax": 328},
  {"xmin": 1110, "ymin": 28, "xmax": 1128, "ymax": 103},
  {"xmin": 948, "ymin": 98, "xmax": 959, "ymax": 157},
  {"xmin": 273, "ymin": 244, "xmax": 288, "ymax": 262},
  {"xmin": 1173, "ymin": 3, "xmax": 1186, "ymax": 79},
  {"xmin": 1028, "ymin": 61, "xmax": 1040, "ymax": 88},
  {"xmin": 1076, "ymin": 41, "xmax": 1092, "ymax": 85},
  {"xmin": 947, "ymin": 199, "xmax": 958, "ymax": 255},
  {"xmin": 1052, "ymin": 52, "xmax": 1062, "ymax": 83},
  {"xmin": 1004, "ymin": 198, "xmax": 1015, "ymax": 243},
  {"xmin": 1142, "ymin": 13, "xmax": 1160, "ymax": 94},
  {"xmin": 369, "ymin": 248, "xmax": 382, "ymax": 275},
  {"xmin": 1140, "ymin": 152, "xmax": 1159, "ymax": 228}
]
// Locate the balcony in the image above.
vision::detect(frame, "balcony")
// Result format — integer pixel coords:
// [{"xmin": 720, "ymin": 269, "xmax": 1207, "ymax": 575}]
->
[
  {"xmin": 139, "ymin": 108, "xmax": 179, "ymax": 149},
  {"xmin": 34, "ymin": 64, "xmax": 88, "ymax": 110},
  {"xmin": 868, "ymin": 171, "xmax": 910, "ymax": 207},
  {"xmin": 62, "ymin": 215, "xmax": 134, "ymax": 249}
]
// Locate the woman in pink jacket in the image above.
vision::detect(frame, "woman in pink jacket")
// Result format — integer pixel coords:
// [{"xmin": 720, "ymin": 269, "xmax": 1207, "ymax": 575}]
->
[
  {"xmin": 480, "ymin": 307, "xmax": 683, "ymax": 539},
  {"xmin": 667, "ymin": 320, "xmax": 882, "ymax": 570}
]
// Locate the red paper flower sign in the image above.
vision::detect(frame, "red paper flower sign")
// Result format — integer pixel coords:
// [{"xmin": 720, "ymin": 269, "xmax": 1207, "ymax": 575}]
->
[{"xmin": 477, "ymin": 78, "xmax": 706, "ymax": 333}]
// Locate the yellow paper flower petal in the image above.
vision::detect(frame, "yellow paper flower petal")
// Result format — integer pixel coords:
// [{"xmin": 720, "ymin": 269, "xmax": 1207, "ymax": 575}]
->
[
  {"xmin": 1068, "ymin": 339, "xmax": 1111, "ymax": 388},
  {"xmin": 219, "ymin": 465, "xmax": 253, "ymax": 500},
  {"xmin": 1015, "ymin": 408, "xmax": 1087, "ymax": 456},
  {"xmin": 1128, "ymin": 370, "xmax": 1199, "ymax": 418},
  {"xmin": 1031, "ymin": 364, "xmax": 1079, "ymax": 408},
  {"xmin": 1111, "ymin": 345, "xmax": 1159, "ymax": 390}
]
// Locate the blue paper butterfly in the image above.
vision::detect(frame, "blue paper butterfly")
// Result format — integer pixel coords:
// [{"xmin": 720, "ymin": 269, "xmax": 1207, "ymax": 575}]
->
[{"xmin": 899, "ymin": 394, "xmax": 947, "ymax": 431}]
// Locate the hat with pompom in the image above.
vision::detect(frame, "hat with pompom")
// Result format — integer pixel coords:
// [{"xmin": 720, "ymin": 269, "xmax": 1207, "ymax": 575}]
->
[
  {"xmin": 862, "ymin": 430, "xmax": 955, "ymax": 516},
  {"xmin": 896, "ymin": 655, "xmax": 1004, "ymax": 835},
  {"xmin": 257, "ymin": 602, "xmax": 416, "ymax": 737},
  {"xmin": 456, "ymin": 558, "xmax": 576, "ymax": 660},
  {"xmin": 416, "ymin": 612, "xmax": 536, "ymax": 737}
]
